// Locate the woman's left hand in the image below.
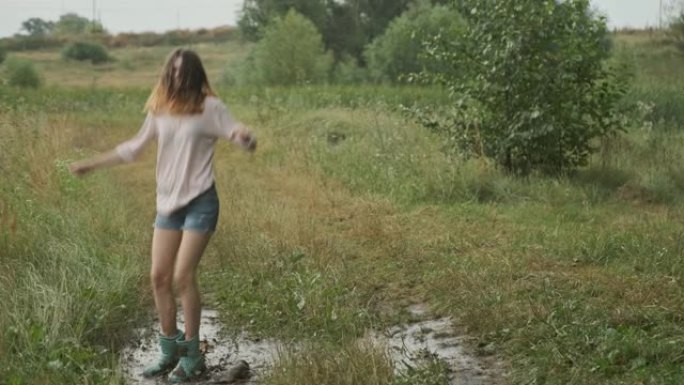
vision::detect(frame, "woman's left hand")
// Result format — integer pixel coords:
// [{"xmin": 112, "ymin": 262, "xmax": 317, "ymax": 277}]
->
[{"xmin": 235, "ymin": 125, "xmax": 256, "ymax": 152}]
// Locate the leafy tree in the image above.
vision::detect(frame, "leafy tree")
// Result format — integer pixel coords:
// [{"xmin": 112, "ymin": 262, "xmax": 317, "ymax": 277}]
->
[
  {"xmin": 54, "ymin": 13, "xmax": 89, "ymax": 34},
  {"xmin": 420, "ymin": 0, "xmax": 628, "ymax": 175},
  {"xmin": 53, "ymin": 13, "xmax": 104, "ymax": 35},
  {"xmin": 21, "ymin": 18, "xmax": 55, "ymax": 36},
  {"xmin": 365, "ymin": 1, "xmax": 465, "ymax": 83},
  {"xmin": 238, "ymin": 0, "xmax": 421, "ymax": 62},
  {"xmin": 350, "ymin": 0, "xmax": 413, "ymax": 42},
  {"xmin": 239, "ymin": 0, "xmax": 328, "ymax": 40},
  {"xmin": 251, "ymin": 10, "xmax": 332, "ymax": 85},
  {"xmin": 323, "ymin": 1, "xmax": 367, "ymax": 61}
]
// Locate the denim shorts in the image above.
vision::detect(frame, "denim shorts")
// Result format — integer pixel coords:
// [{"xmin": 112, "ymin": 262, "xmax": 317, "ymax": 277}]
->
[{"xmin": 154, "ymin": 185, "xmax": 219, "ymax": 233}]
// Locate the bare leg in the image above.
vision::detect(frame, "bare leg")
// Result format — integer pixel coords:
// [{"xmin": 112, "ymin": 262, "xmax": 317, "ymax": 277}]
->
[
  {"xmin": 173, "ymin": 230, "xmax": 212, "ymax": 340},
  {"xmin": 151, "ymin": 228, "xmax": 183, "ymax": 336}
]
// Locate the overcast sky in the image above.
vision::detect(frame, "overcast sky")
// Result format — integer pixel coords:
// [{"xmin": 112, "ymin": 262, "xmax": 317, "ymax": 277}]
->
[{"xmin": 0, "ymin": 0, "xmax": 672, "ymax": 38}]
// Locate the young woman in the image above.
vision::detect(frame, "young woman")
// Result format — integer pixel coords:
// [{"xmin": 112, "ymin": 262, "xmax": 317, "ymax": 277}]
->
[{"xmin": 69, "ymin": 48, "xmax": 256, "ymax": 383}]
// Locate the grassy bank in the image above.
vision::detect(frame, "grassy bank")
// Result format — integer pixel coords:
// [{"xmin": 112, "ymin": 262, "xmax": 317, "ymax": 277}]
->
[{"xmin": 0, "ymin": 90, "xmax": 151, "ymax": 384}]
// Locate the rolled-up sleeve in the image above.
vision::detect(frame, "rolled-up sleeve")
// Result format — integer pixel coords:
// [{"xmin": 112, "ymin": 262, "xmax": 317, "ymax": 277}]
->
[{"xmin": 115, "ymin": 113, "xmax": 157, "ymax": 162}]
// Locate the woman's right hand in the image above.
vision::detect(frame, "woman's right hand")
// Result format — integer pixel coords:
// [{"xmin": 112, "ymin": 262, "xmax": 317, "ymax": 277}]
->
[
  {"xmin": 68, "ymin": 160, "xmax": 92, "ymax": 177},
  {"xmin": 67, "ymin": 150, "xmax": 125, "ymax": 177}
]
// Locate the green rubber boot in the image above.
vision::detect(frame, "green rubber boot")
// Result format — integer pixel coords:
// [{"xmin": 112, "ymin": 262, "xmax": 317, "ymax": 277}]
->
[
  {"xmin": 168, "ymin": 336, "xmax": 206, "ymax": 383},
  {"xmin": 142, "ymin": 330, "xmax": 184, "ymax": 378}
]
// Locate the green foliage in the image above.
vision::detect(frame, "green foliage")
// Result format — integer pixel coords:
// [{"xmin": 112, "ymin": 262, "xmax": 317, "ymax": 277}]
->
[
  {"xmin": 239, "ymin": 0, "xmax": 328, "ymax": 41},
  {"xmin": 420, "ymin": 0, "xmax": 628, "ymax": 175},
  {"xmin": 21, "ymin": 17, "xmax": 55, "ymax": 36},
  {"xmin": 238, "ymin": 0, "xmax": 414, "ymax": 61},
  {"xmin": 250, "ymin": 10, "xmax": 332, "ymax": 85},
  {"xmin": 322, "ymin": 2, "xmax": 368, "ymax": 61},
  {"xmin": 0, "ymin": 35, "xmax": 65, "ymax": 51},
  {"xmin": 53, "ymin": 13, "xmax": 100, "ymax": 35},
  {"xmin": 265, "ymin": 342, "xmax": 395, "ymax": 385},
  {"xmin": 0, "ymin": 90, "xmax": 147, "ymax": 383},
  {"xmin": 0, "ymin": 45, "xmax": 6, "ymax": 65},
  {"xmin": 324, "ymin": 0, "xmax": 414, "ymax": 62},
  {"xmin": 668, "ymin": 11, "xmax": 684, "ymax": 52},
  {"xmin": 365, "ymin": 2, "xmax": 465, "ymax": 83},
  {"xmin": 392, "ymin": 357, "xmax": 451, "ymax": 385},
  {"xmin": 62, "ymin": 41, "xmax": 111, "ymax": 64},
  {"xmin": 330, "ymin": 55, "xmax": 368, "ymax": 84},
  {"xmin": 5, "ymin": 58, "xmax": 42, "ymax": 88}
]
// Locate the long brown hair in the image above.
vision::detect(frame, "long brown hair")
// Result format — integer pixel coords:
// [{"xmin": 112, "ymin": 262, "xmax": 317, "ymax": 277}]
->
[{"xmin": 145, "ymin": 48, "xmax": 216, "ymax": 115}]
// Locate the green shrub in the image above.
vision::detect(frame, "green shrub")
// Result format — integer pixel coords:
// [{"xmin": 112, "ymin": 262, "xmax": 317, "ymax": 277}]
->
[
  {"xmin": 364, "ymin": 2, "xmax": 465, "ymax": 83},
  {"xmin": 0, "ymin": 45, "xmax": 6, "ymax": 65},
  {"xmin": 420, "ymin": 0, "xmax": 628, "ymax": 175},
  {"xmin": 331, "ymin": 55, "xmax": 368, "ymax": 84},
  {"xmin": 62, "ymin": 41, "xmax": 111, "ymax": 64},
  {"xmin": 251, "ymin": 10, "xmax": 332, "ymax": 85},
  {"xmin": 5, "ymin": 59, "xmax": 42, "ymax": 88},
  {"xmin": 220, "ymin": 52, "xmax": 260, "ymax": 86}
]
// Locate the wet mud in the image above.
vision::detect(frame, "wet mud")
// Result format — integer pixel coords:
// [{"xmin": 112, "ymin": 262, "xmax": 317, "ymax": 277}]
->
[
  {"xmin": 121, "ymin": 310, "xmax": 280, "ymax": 384},
  {"xmin": 367, "ymin": 304, "xmax": 505, "ymax": 385},
  {"xmin": 121, "ymin": 306, "xmax": 504, "ymax": 384}
]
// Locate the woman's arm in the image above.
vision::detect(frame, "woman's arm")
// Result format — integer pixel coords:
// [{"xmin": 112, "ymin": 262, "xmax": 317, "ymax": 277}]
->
[
  {"xmin": 210, "ymin": 99, "xmax": 256, "ymax": 152},
  {"xmin": 70, "ymin": 113, "xmax": 157, "ymax": 177},
  {"xmin": 69, "ymin": 150, "xmax": 125, "ymax": 176}
]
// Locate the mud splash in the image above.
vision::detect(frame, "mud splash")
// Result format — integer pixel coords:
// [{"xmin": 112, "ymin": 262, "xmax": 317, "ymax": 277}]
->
[
  {"xmin": 120, "ymin": 310, "xmax": 281, "ymax": 384},
  {"xmin": 121, "ymin": 305, "xmax": 503, "ymax": 384}
]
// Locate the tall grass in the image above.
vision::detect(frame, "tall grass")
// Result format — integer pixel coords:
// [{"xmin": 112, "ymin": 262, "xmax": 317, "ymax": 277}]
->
[
  {"xmin": 264, "ymin": 342, "xmax": 396, "ymax": 385},
  {"xmin": 0, "ymin": 90, "xmax": 150, "ymax": 384}
]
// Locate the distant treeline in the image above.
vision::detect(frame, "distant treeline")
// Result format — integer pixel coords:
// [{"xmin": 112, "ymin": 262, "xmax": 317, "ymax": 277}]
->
[{"xmin": 0, "ymin": 27, "xmax": 238, "ymax": 51}]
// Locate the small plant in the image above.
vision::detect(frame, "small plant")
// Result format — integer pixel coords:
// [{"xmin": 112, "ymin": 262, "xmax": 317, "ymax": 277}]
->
[
  {"xmin": 62, "ymin": 41, "xmax": 111, "ymax": 64},
  {"xmin": 5, "ymin": 58, "xmax": 42, "ymax": 88},
  {"xmin": 393, "ymin": 356, "xmax": 451, "ymax": 385}
]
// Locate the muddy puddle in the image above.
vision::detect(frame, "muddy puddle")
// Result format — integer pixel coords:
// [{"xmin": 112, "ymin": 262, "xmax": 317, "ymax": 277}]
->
[
  {"xmin": 367, "ymin": 304, "xmax": 504, "ymax": 385},
  {"xmin": 120, "ymin": 309, "xmax": 281, "ymax": 384},
  {"xmin": 121, "ymin": 306, "xmax": 503, "ymax": 384}
]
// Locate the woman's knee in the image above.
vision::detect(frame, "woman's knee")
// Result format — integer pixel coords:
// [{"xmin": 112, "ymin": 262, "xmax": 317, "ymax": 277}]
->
[
  {"xmin": 173, "ymin": 270, "xmax": 196, "ymax": 294},
  {"xmin": 150, "ymin": 269, "xmax": 173, "ymax": 292}
]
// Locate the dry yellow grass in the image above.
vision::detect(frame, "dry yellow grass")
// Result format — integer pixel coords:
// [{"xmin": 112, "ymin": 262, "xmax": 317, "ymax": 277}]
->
[{"xmin": 11, "ymin": 41, "xmax": 249, "ymax": 88}]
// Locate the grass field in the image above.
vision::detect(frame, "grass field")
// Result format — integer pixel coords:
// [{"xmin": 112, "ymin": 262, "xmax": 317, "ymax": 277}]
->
[
  {"xmin": 10, "ymin": 41, "xmax": 250, "ymax": 88},
  {"xmin": 2, "ymin": 33, "xmax": 684, "ymax": 384}
]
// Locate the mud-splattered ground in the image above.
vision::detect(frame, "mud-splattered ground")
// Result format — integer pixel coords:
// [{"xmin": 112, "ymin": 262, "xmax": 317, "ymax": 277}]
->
[
  {"xmin": 120, "ymin": 310, "xmax": 281, "ymax": 384},
  {"xmin": 367, "ymin": 304, "xmax": 505, "ymax": 385},
  {"xmin": 120, "ymin": 306, "xmax": 504, "ymax": 384}
]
